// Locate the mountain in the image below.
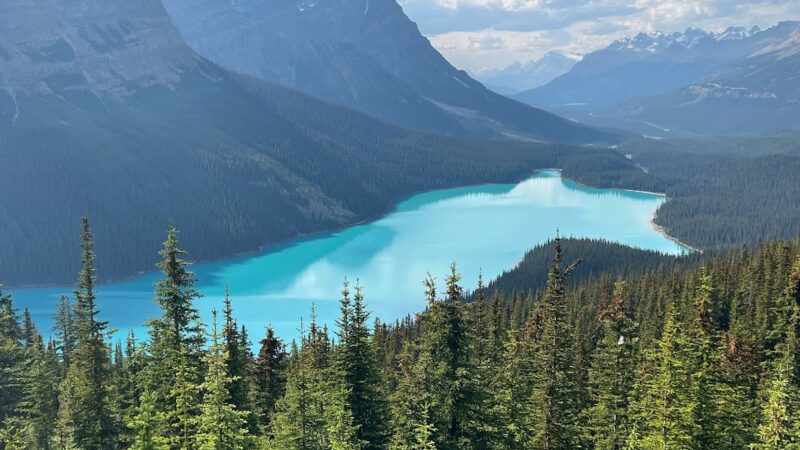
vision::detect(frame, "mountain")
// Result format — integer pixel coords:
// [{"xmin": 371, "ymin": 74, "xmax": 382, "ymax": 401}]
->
[
  {"xmin": 161, "ymin": 0, "xmax": 613, "ymax": 144},
  {"xmin": 516, "ymin": 21, "xmax": 800, "ymax": 136},
  {"xmin": 515, "ymin": 25, "xmax": 770, "ymax": 111},
  {"xmin": 473, "ymin": 52, "xmax": 580, "ymax": 95},
  {"xmin": 593, "ymin": 23, "xmax": 800, "ymax": 136},
  {"xmin": 0, "ymin": 0, "xmax": 637, "ymax": 285}
]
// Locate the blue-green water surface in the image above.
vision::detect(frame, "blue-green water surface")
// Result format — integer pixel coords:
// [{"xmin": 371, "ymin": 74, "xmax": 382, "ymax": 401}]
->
[{"xmin": 12, "ymin": 170, "xmax": 687, "ymax": 341}]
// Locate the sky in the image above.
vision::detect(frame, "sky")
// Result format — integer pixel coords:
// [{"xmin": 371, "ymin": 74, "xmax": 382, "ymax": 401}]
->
[{"xmin": 397, "ymin": 0, "xmax": 800, "ymax": 73}]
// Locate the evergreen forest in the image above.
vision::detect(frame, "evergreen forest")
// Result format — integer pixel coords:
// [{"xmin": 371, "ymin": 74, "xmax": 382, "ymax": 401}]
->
[{"xmin": 2, "ymin": 218, "xmax": 800, "ymax": 449}]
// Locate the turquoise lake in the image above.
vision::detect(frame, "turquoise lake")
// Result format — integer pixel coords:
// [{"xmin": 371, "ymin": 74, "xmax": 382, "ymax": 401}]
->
[{"xmin": 12, "ymin": 170, "xmax": 688, "ymax": 342}]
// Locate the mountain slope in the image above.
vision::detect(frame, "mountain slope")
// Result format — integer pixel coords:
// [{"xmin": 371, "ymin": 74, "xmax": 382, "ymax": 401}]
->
[
  {"xmin": 0, "ymin": 0, "xmax": 639, "ymax": 285},
  {"xmin": 516, "ymin": 22, "xmax": 800, "ymax": 136},
  {"xmin": 515, "ymin": 24, "xmax": 791, "ymax": 110},
  {"xmin": 589, "ymin": 22, "xmax": 800, "ymax": 136},
  {"xmin": 161, "ymin": 0, "xmax": 614, "ymax": 144},
  {"xmin": 474, "ymin": 51, "xmax": 580, "ymax": 95}
]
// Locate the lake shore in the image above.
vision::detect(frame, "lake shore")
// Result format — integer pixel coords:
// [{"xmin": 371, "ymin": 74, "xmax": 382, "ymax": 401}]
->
[
  {"xmin": 648, "ymin": 212, "xmax": 702, "ymax": 253},
  {"xmin": 8, "ymin": 168, "xmax": 679, "ymax": 289}
]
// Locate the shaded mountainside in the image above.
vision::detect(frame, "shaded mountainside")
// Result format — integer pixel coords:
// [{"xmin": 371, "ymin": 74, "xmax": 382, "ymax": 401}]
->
[
  {"xmin": 162, "ymin": 0, "xmax": 616, "ymax": 144},
  {"xmin": 0, "ymin": 0, "xmax": 642, "ymax": 286}
]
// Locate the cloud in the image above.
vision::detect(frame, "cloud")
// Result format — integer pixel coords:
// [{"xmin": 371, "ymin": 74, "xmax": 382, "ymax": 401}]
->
[{"xmin": 400, "ymin": 0, "xmax": 800, "ymax": 71}]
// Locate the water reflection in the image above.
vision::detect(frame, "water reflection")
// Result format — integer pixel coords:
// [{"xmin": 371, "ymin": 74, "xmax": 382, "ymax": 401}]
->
[{"xmin": 12, "ymin": 170, "xmax": 687, "ymax": 342}]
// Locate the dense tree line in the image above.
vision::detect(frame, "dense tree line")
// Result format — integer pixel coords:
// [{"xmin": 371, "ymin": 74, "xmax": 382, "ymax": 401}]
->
[
  {"xmin": 484, "ymin": 238, "xmax": 706, "ymax": 296},
  {"xmin": 0, "ymin": 96, "xmax": 645, "ymax": 288},
  {"xmin": 3, "ymin": 221, "xmax": 800, "ymax": 449},
  {"xmin": 620, "ymin": 133, "xmax": 800, "ymax": 250}
]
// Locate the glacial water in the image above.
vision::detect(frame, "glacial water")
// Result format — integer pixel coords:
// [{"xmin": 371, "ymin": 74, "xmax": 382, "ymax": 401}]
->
[{"xmin": 12, "ymin": 170, "xmax": 688, "ymax": 342}]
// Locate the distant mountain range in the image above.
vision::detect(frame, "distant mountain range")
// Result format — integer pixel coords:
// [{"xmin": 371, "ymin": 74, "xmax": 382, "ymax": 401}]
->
[
  {"xmin": 0, "ymin": 0, "xmax": 626, "ymax": 285},
  {"xmin": 162, "ymin": 0, "xmax": 612, "ymax": 144},
  {"xmin": 515, "ymin": 22, "xmax": 800, "ymax": 137},
  {"xmin": 473, "ymin": 52, "xmax": 580, "ymax": 95}
]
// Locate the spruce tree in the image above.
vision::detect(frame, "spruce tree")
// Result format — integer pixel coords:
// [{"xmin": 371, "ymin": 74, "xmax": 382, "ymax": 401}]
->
[
  {"xmin": 0, "ymin": 286, "xmax": 24, "ymax": 423},
  {"xmin": 254, "ymin": 325, "xmax": 287, "ymax": 430},
  {"xmin": 334, "ymin": 279, "xmax": 390, "ymax": 450},
  {"xmin": 137, "ymin": 222, "xmax": 205, "ymax": 446},
  {"xmin": 754, "ymin": 255, "xmax": 800, "ymax": 449},
  {"xmin": 407, "ymin": 265, "xmax": 486, "ymax": 450},
  {"xmin": 221, "ymin": 290, "xmax": 258, "ymax": 434},
  {"xmin": 19, "ymin": 321, "xmax": 59, "ymax": 449},
  {"xmin": 195, "ymin": 311, "xmax": 250, "ymax": 450},
  {"xmin": 129, "ymin": 390, "xmax": 169, "ymax": 450},
  {"xmin": 586, "ymin": 280, "xmax": 638, "ymax": 449},
  {"xmin": 60, "ymin": 215, "xmax": 118, "ymax": 449},
  {"xmin": 269, "ymin": 314, "xmax": 331, "ymax": 450},
  {"xmin": 52, "ymin": 296, "xmax": 76, "ymax": 375},
  {"xmin": 686, "ymin": 268, "xmax": 724, "ymax": 448},
  {"xmin": 629, "ymin": 307, "xmax": 697, "ymax": 449},
  {"xmin": 530, "ymin": 237, "xmax": 581, "ymax": 449}
]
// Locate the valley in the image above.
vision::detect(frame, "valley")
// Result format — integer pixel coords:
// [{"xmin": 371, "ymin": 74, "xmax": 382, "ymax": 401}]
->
[{"xmin": 1, "ymin": 0, "xmax": 800, "ymax": 448}]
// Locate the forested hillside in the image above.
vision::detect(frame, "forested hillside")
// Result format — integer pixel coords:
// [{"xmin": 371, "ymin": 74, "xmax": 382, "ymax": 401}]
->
[
  {"xmin": 484, "ymin": 238, "xmax": 703, "ymax": 296},
  {"xmin": 622, "ymin": 133, "xmax": 800, "ymax": 249},
  {"xmin": 2, "ymin": 221, "xmax": 800, "ymax": 449},
  {"xmin": 0, "ymin": 0, "xmax": 636, "ymax": 287}
]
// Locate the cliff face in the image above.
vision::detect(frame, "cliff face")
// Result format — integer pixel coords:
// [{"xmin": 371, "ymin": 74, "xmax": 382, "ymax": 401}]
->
[{"xmin": 0, "ymin": 0, "xmax": 197, "ymax": 99}]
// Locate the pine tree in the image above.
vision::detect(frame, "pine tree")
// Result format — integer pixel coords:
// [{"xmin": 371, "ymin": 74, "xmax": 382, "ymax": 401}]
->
[
  {"xmin": 407, "ymin": 265, "xmax": 486, "ymax": 450},
  {"xmin": 0, "ymin": 418, "xmax": 26, "ymax": 450},
  {"xmin": 138, "ymin": 222, "xmax": 205, "ymax": 446},
  {"xmin": 268, "ymin": 314, "xmax": 331, "ymax": 450},
  {"xmin": 0, "ymin": 286, "xmax": 24, "ymax": 423},
  {"xmin": 60, "ymin": 215, "xmax": 118, "ymax": 449},
  {"xmin": 754, "ymin": 255, "xmax": 800, "ymax": 449},
  {"xmin": 335, "ymin": 279, "xmax": 390, "ymax": 450},
  {"xmin": 221, "ymin": 290, "xmax": 258, "ymax": 434},
  {"xmin": 19, "ymin": 320, "xmax": 59, "ymax": 449},
  {"xmin": 195, "ymin": 311, "xmax": 250, "ymax": 450},
  {"xmin": 52, "ymin": 296, "xmax": 76, "ymax": 375},
  {"xmin": 129, "ymin": 390, "xmax": 169, "ymax": 450},
  {"xmin": 255, "ymin": 325, "xmax": 288, "ymax": 431},
  {"xmin": 530, "ymin": 237, "xmax": 581, "ymax": 449},
  {"xmin": 629, "ymin": 307, "xmax": 697, "ymax": 449},
  {"xmin": 586, "ymin": 280, "xmax": 638, "ymax": 450}
]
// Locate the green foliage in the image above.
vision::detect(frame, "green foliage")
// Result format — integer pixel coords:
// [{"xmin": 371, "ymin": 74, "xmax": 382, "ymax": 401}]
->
[
  {"xmin": 59, "ymin": 216, "xmax": 119, "ymax": 449},
  {"xmin": 7, "ymin": 224, "xmax": 800, "ymax": 449},
  {"xmin": 129, "ymin": 390, "xmax": 169, "ymax": 450},
  {"xmin": 254, "ymin": 325, "xmax": 288, "ymax": 432},
  {"xmin": 529, "ymin": 237, "xmax": 582, "ymax": 449},
  {"xmin": 195, "ymin": 311, "xmax": 251, "ymax": 450},
  {"xmin": 135, "ymin": 223, "xmax": 206, "ymax": 447},
  {"xmin": 619, "ymin": 135, "xmax": 800, "ymax": 250},
  {"xmin": 585, "ymin": 280, "xmax": 638, "ymax": 449},
  {"xmin": 334, "ymin": 279, "xmax": 390, "ymax": 450}
]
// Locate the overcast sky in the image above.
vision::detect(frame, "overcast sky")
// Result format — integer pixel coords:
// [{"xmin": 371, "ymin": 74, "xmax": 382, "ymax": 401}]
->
[{"xmin": 397, "ymin": 0, "xmax": 800, "ymax": 72}]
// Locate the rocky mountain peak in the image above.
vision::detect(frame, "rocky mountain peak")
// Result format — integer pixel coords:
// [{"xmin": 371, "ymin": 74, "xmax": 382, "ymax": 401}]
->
[{"xmin": 0, "ymin": 0, "xmax": 197, "ymax": 98}]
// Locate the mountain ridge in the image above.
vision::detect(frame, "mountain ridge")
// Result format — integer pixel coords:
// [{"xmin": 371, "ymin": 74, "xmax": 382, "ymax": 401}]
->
[
  {"xmin": 515, "ymin": 21, "xmax": 800, "ymax": 136},
  {"xmin": 0, "ymin": 0, "xmax": 635, "ymax": 285},
  {"xmin": 162, "ymin": 0, "xmax": 615, "ymax": 144}
]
